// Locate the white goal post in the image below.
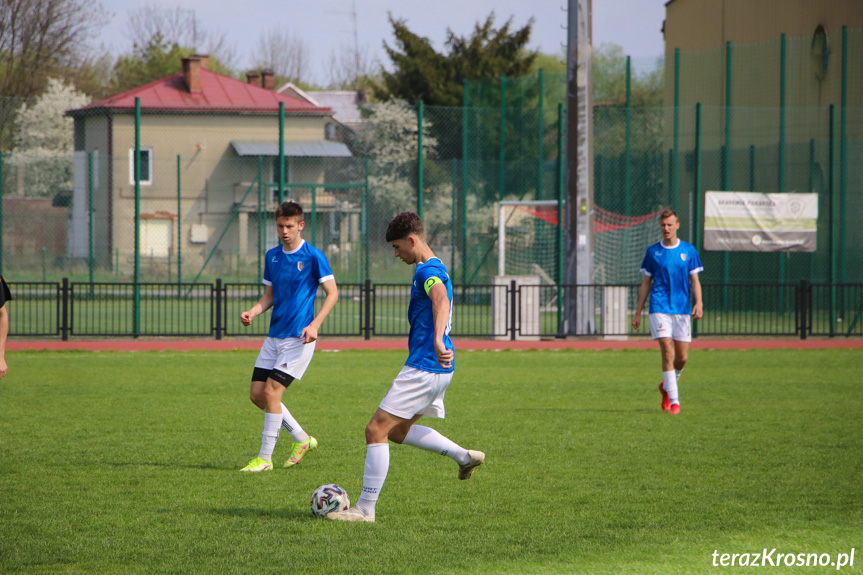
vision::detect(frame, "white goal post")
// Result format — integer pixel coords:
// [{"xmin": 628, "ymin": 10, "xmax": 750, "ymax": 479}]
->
[{"xmin": 497, "ymin": 200, "xmax": 560, "ymax": 277}]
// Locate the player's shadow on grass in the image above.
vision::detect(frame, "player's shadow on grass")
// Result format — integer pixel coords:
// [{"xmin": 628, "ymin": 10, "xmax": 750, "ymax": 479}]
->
[
  {"xmin": 209, "ymin": 507, "xmax": 310, "ymax": 520},
  {"xmin": 101, "ymin": 460, "xmax": 232, "ymax": 471},
  {"xmin": 515, "ymin": 407, "xmax": 656, "ymax": 413}
]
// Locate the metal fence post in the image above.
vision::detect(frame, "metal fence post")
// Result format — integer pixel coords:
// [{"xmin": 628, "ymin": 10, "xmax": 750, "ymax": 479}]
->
[
  {"xmin": 215, "ymin": 278, "xmax": 223, "ymax": 340},
  {"xmin": 134, "ymin": 97, "xmax": 141, "ymax": 337},
  {"xmin": 799, "ymin": 279, "xmax": 809, "ymax": 340},
  {"xmin": 417, "ymin": 100, "xmax": 424, "ymax": 219},
  {"xmin": 364, "ymin": 278, "xmax": 372, "ymax": 340},
  {"xmin": 672, "ymin": 48, "xmax": 680, "ymax": 213},
  {"xmin": 88, "ymin": 152, "xmax": 94, "ymax": 297},
  {"xmin": 499, "ymin": 75, "xmax": 506, "ymax": 202},
  {"xmin": 278, "ymin": 102, "xmax": 285, "ymax": 205},
  {"xmin": 177, "ymin": 154, "xmax": 182, "ymax": 293},
  {"xmin": 509, "ymin": 279, "xmax": 517, "ymax": 341},
  {"xmin": 61, "ymin": 278, "xmax": 69, "ymax": 341}
]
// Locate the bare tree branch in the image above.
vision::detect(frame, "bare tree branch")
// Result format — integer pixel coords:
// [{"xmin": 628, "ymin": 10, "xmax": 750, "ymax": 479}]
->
[
  {"xmin": 0, "ymin": 0, "xmax": 109, "ymax": 98},
  {"xmin": 327, "ymin": 42, "xmax": 380, "ymax": 90},
  {"xmin": 251, "ymin": 28, "xmax": 310, "ymax": 83}
]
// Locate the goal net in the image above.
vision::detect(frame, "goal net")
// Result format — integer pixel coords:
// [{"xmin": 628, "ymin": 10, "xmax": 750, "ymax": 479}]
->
[
  {"xmin": 497, "ymin": 202, "xmax": 665, "ymax": 287},
  {"xmin": 592, "ymin": 206, "xmax": 664, "ymax": 284},
  {"xmin": 497, "ymin": 201, "xmax": 561, "ymax": 286}
]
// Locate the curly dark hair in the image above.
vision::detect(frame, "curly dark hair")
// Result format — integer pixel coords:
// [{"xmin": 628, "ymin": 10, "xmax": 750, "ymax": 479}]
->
[{"xmin": 385, "ymin": 211, "xmax": 424, "ymax": 242}]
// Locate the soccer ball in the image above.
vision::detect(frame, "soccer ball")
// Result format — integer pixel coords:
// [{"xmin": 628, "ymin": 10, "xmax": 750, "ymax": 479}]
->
[{"xmin": 310, "ymin": 484, "xmax": 350, "ymax": 517}]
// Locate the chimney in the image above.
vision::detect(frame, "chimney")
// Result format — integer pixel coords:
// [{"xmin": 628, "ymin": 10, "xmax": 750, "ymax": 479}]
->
[
  {"xmin": 246, "ymin": 71, "xmax": 261, "ymax": 87},
  {"xmin": 195, "ymin": 53, "xmax": 210, "ymax": 70},
  {"xmin": 356, "ymin": 87, "xmax": 372, "ymax": 105},
  {"xmin": 261, "ymin": 69, "xmax": 275, "ymax": 91},
  {"xmin": 182, "ymin": 56, "xmax": 202, "ymax": 93}
]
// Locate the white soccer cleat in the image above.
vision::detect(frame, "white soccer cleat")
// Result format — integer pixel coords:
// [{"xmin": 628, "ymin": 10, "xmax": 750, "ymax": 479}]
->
[
  {"xmin": 458, "ymin": 450, "xmax": 485, "ymax": 480},
  {"xmin": 325, "ymin": 506, "xmax": 375, "ymax": 523}
]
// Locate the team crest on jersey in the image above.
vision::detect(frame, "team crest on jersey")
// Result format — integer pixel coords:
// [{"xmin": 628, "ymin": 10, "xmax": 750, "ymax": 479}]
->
[
  {"xmin": 680, "ymin": 253, "xmax": 687, "ymax": 261},
  {"xmin": 297, "ymin": 261, "xmax": 304, "ymax": 271}
]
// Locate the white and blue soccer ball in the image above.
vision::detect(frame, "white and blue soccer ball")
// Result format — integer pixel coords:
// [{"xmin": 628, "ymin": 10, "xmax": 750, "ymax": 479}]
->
[{"xmin": 310, "ymin": 484, "xmax": 350, "ymax": 517}]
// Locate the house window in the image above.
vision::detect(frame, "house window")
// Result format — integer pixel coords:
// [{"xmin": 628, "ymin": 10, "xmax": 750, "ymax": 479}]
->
[{"xmin": 129, "ymin": 148, "xmax": 154, "ymax": 185}]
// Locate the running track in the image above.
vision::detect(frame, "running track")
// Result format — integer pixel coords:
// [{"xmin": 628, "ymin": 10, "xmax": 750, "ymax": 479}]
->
[{"xmin": 8, "ymin": 338, "xmax": 863, "ymax": 352}]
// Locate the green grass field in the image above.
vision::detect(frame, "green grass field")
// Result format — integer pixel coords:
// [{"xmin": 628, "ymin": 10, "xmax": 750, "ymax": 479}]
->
[{"xmin": 1, "ymin": 348, "xmax": 861, "ymax": 574}]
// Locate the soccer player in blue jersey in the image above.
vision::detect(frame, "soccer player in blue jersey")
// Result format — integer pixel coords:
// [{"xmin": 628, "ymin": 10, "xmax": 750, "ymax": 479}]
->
[
  {"xmin": 632, "ymin": 209, "xmax": 703, "ymax": 415},
  {"xmin": 327, "ymin": 211, "xmax": 484, "ymax": 522},
  {"xmin": 238, "ymin": 201, "xmax": 338, "ymax": 472}
]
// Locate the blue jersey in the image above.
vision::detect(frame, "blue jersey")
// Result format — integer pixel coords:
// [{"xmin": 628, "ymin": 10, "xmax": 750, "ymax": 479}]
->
[
  {"xmin": 263, "ymin": 240, "xmax": 334, "ymax": 338},
  {"xmin": 405, "ymin": 258, "xmax": 454, "ymax": 374},
  {"xmin": 640, "ymin": 240, "xmax": 703, "ymax": 315}
]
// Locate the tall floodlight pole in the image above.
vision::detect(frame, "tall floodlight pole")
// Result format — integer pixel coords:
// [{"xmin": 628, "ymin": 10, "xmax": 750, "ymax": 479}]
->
[{"xmin": 565, "ymin": 0, "xmax": 593, "ymax": 334}]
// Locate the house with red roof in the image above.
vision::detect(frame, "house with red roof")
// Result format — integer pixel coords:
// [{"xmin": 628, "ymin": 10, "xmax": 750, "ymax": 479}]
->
[{"xmin": 65, "ymin": 55, "xmax": 352, "ymax": 276}]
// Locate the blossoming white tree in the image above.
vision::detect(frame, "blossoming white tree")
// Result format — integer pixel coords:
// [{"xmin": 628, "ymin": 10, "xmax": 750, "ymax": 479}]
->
[{"xmin": 8, "ymin": 78, "xmax": 90, "ymax": 198}]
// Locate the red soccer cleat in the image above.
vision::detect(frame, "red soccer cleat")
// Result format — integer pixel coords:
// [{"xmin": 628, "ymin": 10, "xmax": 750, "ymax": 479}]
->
[
  {"xmin": 659, "ymin": 382, "xmax": 671, "ymax": 412},
  {"xmin": 670, "ymin": 403, "xmax": 681, "ymax": 415}
]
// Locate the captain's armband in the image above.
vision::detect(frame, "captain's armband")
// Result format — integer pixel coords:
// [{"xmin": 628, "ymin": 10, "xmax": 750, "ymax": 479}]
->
[{"xmin": 423, "ymin": 276, "xmax": 443, "ymax": 295}]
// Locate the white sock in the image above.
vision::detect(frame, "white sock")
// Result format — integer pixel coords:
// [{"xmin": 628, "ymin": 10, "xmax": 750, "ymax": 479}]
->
[
  {"xmin": 675, "ymin": 368, "xmax": 683, "ymax": 383},
  {"xmin": 258, "ymin": 412, "xmax": 281, "ymax": 461},
  {"xmin": 280, "ymin": 403, "xmax": 309, "ymax": 443},
  {"xmin": 663, "ymin": 370, "xmax": 679, "ymax": 405},
  {"xmin": 403, "ymin": 425, "xmax": 470, "ymax": 465},
  {"xmin": 356, "ymin": 443, "xmax": 389, "ymax": 516}
]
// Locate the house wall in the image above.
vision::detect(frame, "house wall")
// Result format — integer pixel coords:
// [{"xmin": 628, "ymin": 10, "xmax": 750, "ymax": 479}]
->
[
  {"xmin": 79, "ymin": 112, "xmax": 329, "ymax": 274},
  {"xmin": 1, "ymin": 198, "xmax": 68, "ymax": 269},
  {"xmin": 664, "ymin": 0, "xmax": 863, "ymax": 112},
  {"xmin": 662, "ymin": 0, "xmax": 862, "ymax": 170}
]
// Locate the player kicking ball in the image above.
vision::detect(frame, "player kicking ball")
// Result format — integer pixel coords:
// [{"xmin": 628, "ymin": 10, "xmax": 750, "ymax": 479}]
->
[
  {"xmin": 239, "ymin": 201, "xmax": 338, "ymax": 472},
  {"xmin": 632, "ymin": 209, "xmax": 703, "ymax": 414},
  {"xmin": 327, "ymin": 212, "xmax": 484, "ymax": 522}
]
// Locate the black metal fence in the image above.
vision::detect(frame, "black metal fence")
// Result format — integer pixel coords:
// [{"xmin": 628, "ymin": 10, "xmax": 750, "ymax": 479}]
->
[{"xmin": 7, "ymin": 279, "xmax": 863, "ymax": 340}]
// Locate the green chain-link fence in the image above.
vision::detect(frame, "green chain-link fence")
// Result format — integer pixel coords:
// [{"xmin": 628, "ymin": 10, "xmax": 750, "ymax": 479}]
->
[{"xmin": 0, "ymin": 28, "xmax": 860, "ymax": 290}]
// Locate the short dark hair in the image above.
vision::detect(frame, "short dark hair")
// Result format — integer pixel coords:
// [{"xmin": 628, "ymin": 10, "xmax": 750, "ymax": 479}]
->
[
  {"xmin": 659, "ymin": 208, "xmax": 678, "ymax": 222},
  {"xmin": 275, "ymin": 201, "xmax": 304, "ymax": 221},
  {"xmin": 386, "ymin": 211, "xmax": 424, "ymax": 242}
]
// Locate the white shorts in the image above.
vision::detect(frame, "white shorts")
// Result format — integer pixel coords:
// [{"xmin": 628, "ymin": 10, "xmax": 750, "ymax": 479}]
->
[
  {"xmin": 379, "ymin": 366, "xmax": 454, "ymax": 420},
  {"xmin": 649, "ymin": 313, "xmax": 692, "ymax": 342},
  {"xmin": 254, "ymin": 337, "xmax": 316, "ymax": 380}
]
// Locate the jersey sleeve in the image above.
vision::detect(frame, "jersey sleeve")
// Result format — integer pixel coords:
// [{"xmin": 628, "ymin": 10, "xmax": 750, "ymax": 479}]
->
[
  {"xmin": 639, "ymin": 249, "xmax": 654, "ymax": 277},
  {"xmin": 688, "ymin": 247, "xmax": 704, "ymax": 275},
  {"xmin": 262, "ymin": 254, "xmax": 273, "ymax": 286},
  {"xmin": 415, "ymin": 264, "xmax": 445, "ymax": 298},
  {"xmin": 313, "ymin": 249, "xmax": 335, "ymax": 284}
]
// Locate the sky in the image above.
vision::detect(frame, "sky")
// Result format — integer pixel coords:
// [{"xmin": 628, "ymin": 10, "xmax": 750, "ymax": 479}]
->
[{"xmin": 96, "ymin": 0, "xmax": 668, "ymax": 85}]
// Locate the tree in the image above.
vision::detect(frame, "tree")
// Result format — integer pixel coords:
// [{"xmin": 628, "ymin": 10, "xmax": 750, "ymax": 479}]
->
[
  {"xmin": 111, "ymin": 33, "xmax": 191, "ymax": 93},
  {"xmin": 0, "ymin": 0, "xmax": 109, "ymax": 99},
  {"xmin": 380, "ymin": 12, "xmax": 536, "ymax": 107},
  {"xmin": 530, "ymin": 50, "xmax": 566, "ymax": 75},
  {"xmin": 251, "ymin": 29, "xmax": 310, "ymax": 85},
  {"xmin": 7, "ymin": 78, "xmax": 89, "ymax": 197},
  {"xmin": 110, "ymin": 33, "xmax": 233, "ymax": 94},
  {"xmin": 326, "ymin": 42, "xmax": 381, "ymax": 91},
  {"xmin": 125, "ymin": 4, "xmax": 237, "ymax": 72},
  {"xmin": 593, "ymin": 43, "xmax": 662, "ymax": 107}
]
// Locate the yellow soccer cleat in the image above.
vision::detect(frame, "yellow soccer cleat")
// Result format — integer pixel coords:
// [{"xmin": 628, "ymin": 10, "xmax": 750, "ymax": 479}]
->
[
  {"xmin": 240, "ymin": 456, "xmax": 272, "ymax": 472},
  {"xmin": 284, "ymin": 436, "xmax": 318, "ymax": 468}
]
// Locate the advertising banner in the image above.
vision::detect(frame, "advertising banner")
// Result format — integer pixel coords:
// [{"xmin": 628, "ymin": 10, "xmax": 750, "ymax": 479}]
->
[{"xmin": 703, "ymin": 192, "xmax": 818, "ymax": 252}]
